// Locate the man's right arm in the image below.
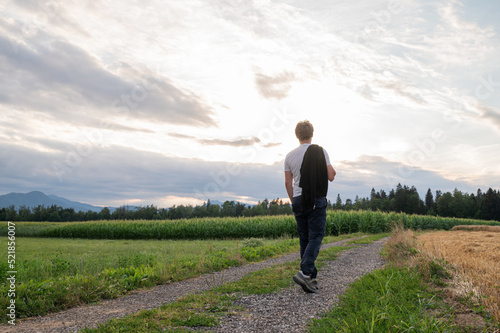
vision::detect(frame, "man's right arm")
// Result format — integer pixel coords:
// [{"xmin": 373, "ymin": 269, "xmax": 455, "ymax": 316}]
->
[
  {"xmin": 327, "ymin": 165, "xmax": 336, "ymax": 182},
  {"xmin": 285, "ymin": 171, "xmax": 294, "ymax": 202}
]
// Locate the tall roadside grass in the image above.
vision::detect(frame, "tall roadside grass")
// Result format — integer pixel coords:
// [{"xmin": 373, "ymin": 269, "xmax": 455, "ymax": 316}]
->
[
  {"xmin": 383, "ymin": 222, "xmax": 418, "ymax": 267},
  {"xmin": 2, "ymin": 211, "xmax": 498, "ymax": 240}
]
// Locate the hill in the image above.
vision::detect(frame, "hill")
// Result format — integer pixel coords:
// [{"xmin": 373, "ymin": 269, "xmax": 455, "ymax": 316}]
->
[{"xmin": 0, "ymin": 191, "xmax": 105, "ymax": 213}]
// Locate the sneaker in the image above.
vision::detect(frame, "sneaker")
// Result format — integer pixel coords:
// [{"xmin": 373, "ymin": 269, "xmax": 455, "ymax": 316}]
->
[{"xmin": 293, "ymin": 271, "xmax": 317, "ymax": 293}]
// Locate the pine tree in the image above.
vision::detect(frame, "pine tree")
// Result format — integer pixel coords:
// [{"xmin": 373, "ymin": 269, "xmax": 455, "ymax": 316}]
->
[
  {"xmin": 425, "ymin": 188, "xmax": 434, "ymax": 210},
  {"xmin": 336, "ymin": 194, "xmax": 342, "ymax": 208}
]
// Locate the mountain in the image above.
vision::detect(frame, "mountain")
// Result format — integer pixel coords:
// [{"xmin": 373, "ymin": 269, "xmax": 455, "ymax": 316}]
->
[
  {"xmin": 47, "ymin": 194, "xmax": 105, "ymax": 212},
  {"xmin": 0, "ymin": 191, "xmax": 105, "ymax": 212},
  {"xmin": 0, "ymin": 191, "xmax": 245, "ymax": 214}
]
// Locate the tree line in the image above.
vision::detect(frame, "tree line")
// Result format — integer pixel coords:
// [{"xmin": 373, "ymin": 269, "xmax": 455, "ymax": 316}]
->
[
  {"xmin": 335, "ymin": 184, "xmax": 500, "ymax": 221},
  {"xmin": 0, "ymin": 198, "xmax": 293, "ymax": 222},
  {"xmin": 1, "ymin": 184, "xmax": 499, "ymax": 222}
]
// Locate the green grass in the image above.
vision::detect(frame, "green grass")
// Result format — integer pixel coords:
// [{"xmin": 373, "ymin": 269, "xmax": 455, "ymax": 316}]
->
[
  {"xmin": 1, "ymin": 237, "xmax": 298, "ymax": 284},
  {"xmin": 0, "ymin": 236, "xmax": 304, "ymax": 321},
  {"xmin": 2, "ymin": 238, "xmax": 232, "ymax": 285},
  {"xmin": 344, "ymin": 233, "xmax": 389, "ymax": 245},
  {"xmin": 309, "ymin": 267, "xmax": 452, "ymax": 332},
  {"xmin": 81, "ymin": 292, "xmax": 238, "ymax": 333}
]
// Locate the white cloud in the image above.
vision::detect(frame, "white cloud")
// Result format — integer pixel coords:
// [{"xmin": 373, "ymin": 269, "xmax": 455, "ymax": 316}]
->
[
  {"xmin": 168, "ymin": 133, "xmax": 265, "ymax": 147},
  {"xmin": 475, "ymin": 102, "xmax": 500, "ymax": 130},
  {"xmin": 255, "ymin": 71, "xmax": 296, "ymax": 100},
  {"xmin": 0, "ymin": 32, "xmax": 217, "ymax": 128},
  {"xmin": 429, "ymin": 0, "xmax": 496, "ymax": 66},
  {"xmin": 1, "ymin": 0, "xmax": 499, "ymax": 206}
]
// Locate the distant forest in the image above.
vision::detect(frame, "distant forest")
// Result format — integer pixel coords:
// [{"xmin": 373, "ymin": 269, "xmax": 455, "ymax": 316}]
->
[{"xmin": 1, "ymin": 184, "xmax": 499, "ymax": 222}]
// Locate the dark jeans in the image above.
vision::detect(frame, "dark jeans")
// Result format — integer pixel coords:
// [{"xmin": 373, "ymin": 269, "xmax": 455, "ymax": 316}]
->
[{"xmin": 292, "ymin": 196, "xmax": 327, "ymax": 279}]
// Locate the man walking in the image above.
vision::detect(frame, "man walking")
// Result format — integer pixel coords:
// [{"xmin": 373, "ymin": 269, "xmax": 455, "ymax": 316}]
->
[{"xmin": 284, "ymin": 120, "xmax": 336, "ymax": 293}]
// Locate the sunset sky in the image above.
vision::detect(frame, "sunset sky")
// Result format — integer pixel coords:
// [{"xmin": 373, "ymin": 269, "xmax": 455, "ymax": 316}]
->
[{"xmin": 1, "ymin": 0, "xmax": 499, "ymax": 208}]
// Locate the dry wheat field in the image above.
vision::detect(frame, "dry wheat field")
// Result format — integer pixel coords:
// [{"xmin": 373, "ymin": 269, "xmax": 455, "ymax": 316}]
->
[{"xmin": 417, "ymin": 226, "xmax": 500, "ymax": 322}]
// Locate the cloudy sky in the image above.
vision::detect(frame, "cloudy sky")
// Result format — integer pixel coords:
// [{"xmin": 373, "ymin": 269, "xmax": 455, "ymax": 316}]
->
[{"xmin": 1, "ymin": 0, "xmax": 499, "ymax": 208}]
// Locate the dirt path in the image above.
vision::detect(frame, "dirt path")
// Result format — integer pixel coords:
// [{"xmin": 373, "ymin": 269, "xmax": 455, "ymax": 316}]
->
[
  {"xmin": 2, "ymin": 237, "xmax": 386, "ymax": 333},
  {"xmin": 213, "ymin": 238, "xmax": 387, "ymax": 332}
]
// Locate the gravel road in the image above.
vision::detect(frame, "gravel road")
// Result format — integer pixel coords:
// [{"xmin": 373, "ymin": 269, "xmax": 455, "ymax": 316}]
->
[
  {"xmin": 213, "ymin": 238, "xmax": 387, "ymax": 332},
  {"xmin": 1, "ymin": 237, "xmax": 386, "ymax": 333}
]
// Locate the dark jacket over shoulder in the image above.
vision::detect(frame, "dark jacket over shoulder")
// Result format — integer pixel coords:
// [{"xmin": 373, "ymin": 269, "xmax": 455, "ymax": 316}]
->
[{"xmin": 299, "ymin": 144, "xmax": 328, "ymax": 210}]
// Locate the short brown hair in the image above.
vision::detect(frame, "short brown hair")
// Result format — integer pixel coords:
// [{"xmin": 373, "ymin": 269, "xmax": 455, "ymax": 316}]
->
[{"xmin": 295, "ymin": 120, "xmax": 314, "ymax": 141}]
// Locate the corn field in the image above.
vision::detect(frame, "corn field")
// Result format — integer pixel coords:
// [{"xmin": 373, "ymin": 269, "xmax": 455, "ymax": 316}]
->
[{"xmin": 6, "ymin": 210, "xmax": 497, "ymax": 240}]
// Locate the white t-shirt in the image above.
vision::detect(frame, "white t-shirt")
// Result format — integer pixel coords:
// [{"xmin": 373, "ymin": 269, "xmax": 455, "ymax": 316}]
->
[{"xmin": 284, "ymin": 143, "xmax": 331, "ymax": 198}]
